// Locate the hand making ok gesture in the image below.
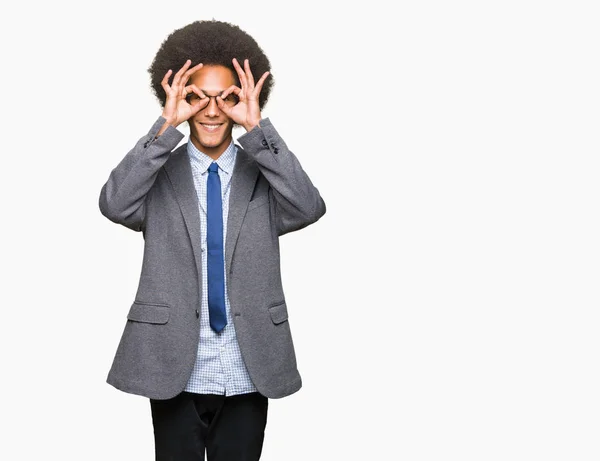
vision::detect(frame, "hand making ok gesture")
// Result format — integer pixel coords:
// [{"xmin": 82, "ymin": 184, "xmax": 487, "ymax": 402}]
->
[
  {"xmin": 216, "ymin": 58, "xmax": 271, "ymax": 132},
  {"xmin": 160, "ymin": 59, "xmax": 209, "ymax": 127}
]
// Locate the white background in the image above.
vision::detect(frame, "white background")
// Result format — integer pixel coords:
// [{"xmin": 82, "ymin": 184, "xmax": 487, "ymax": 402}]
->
[{"xmin": 2, "ymin": 1, "xmax": 599, "ymax": 460}]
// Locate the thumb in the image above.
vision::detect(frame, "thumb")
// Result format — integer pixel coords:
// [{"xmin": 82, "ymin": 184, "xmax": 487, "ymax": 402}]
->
[
  {"xmin": 190, "ymin": 98, "xmax": 210, "ymax": 115},
  {"xmin": 216, "ymin": 96, "xmax": 233, "ymax": 117}
]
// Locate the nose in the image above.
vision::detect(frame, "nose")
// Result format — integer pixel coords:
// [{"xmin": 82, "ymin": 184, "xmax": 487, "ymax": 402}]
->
[{"xmin": 204, "ymin": 96, "xmax": 221, "ymax": 116}]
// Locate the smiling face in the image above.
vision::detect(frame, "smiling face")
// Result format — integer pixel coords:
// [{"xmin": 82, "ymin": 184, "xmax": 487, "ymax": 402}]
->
[{"xmin": 186, "ymin": 65, "xmax": 237, "ymax": 159}]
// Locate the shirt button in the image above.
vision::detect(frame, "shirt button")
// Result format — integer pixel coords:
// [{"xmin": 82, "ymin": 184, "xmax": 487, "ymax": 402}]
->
[{"xmin": 195, "ymin": 309, "xmax": 199, "ymax": 318}]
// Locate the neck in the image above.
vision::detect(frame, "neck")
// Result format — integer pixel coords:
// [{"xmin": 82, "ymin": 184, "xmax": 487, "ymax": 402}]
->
[{"xmin": 190, "ymin": 134, "xmax": 232, "ymax": 161}]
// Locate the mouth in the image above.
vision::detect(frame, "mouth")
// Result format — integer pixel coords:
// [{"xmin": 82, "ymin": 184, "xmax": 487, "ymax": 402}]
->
[{"xmin": 199, "ymin": 123, "xmax": 224, "ymax": 133}]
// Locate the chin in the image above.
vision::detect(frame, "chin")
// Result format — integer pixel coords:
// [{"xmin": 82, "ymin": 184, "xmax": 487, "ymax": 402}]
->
[{"xmin": 200, "ymin": 135, "xmax": 225, "ymax": 146}]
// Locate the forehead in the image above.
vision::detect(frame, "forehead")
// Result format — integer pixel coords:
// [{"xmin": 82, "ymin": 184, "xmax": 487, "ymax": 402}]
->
[{"xmin": 187, "ymin": 65, "xmax": 236, "ymax": 91}]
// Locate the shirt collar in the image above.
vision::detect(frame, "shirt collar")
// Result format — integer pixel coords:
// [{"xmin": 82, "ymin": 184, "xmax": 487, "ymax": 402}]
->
[{"xmin": 187, "ymin": 138, "xmax": 237, "ymax": 175}]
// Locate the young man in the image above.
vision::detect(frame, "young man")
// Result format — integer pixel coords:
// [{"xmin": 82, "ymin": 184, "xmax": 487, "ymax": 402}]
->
[{"xmin": 99, "ymin": 20, "xmax": 326, "ymax": 461}]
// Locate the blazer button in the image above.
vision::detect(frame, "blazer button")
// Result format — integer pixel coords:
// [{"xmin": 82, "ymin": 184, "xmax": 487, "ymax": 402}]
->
[
  {"xmin": 195, "ymin": 309, "xmax": 199, "ymax": 318},
  {"xmin": 273, "ymin": 148, "xmax": 279, "ymax": 154},
  {"xmin": 261, "ymin": 139, "xmax": 268, "ymax": 147}
]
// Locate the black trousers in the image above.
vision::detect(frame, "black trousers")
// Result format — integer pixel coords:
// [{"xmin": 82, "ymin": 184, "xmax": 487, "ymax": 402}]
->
[{"xmin": 149, "ymin": 391, "xmax": 269, "ymax": 461}]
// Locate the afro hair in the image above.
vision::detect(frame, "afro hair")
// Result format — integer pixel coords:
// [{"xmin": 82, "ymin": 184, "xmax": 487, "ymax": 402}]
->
[{"xmin": 148, "ymin": 19, "xmax": 274, "ymax": 111}]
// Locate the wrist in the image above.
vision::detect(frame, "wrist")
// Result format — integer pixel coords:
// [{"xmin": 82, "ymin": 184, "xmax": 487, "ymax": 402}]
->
[
  {"xmin": 161, "ymin": 114, "xmax": 179, "ymax": 126},
  {"xmin": 157, "ymin": 117, "xmax": 179, "ymax": 137},
  {"xmin": 243, "ymin": 120, "xmax": 261, "ymax": 132}
]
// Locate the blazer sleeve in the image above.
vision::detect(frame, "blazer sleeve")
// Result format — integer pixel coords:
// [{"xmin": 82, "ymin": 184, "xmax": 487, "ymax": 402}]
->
[
  {"xmin": 98, "ymin": 116, "xmax": 185, "ymax": 232},
  {"xmin": 236, "ymin": 118, "xmax": 326, "ymax": 236}
]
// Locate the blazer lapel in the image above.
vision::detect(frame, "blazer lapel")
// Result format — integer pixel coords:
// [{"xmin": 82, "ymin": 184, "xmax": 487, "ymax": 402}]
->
[
  {"xmin": 225, "ymin": 145, "xmax": 259, "ymax": 276},
  {"xmin": 163, "ymin": 143, "xmax": 259, "ymax": 285},
  {"xmin": 163, "ymin": 144, "xmax": 204, "ymax": 282}
]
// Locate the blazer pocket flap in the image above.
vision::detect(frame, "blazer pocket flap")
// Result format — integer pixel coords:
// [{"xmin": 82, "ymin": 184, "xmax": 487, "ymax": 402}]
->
[
  {"xmin": 127, "ymin": 301, "xmax": 170, "ymax": 324},
  {"xmin": 247, "ymin": 195, "xmax": 269, "ymax": 211},
  {"xmin": 268, "ymin": 301, "xmax": 288, "ymax": 324}
]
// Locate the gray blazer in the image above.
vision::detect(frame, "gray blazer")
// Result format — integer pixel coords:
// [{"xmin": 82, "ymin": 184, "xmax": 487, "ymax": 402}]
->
[{"xmin": 99, "ymin": 116, "xmax": 326, "ymax": 400}]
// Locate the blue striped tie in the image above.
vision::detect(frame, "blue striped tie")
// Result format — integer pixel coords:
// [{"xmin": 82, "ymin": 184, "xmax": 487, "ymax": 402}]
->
[{"xmin": 207, "ymin": 162, "xmax": 227, "ymax": 332}]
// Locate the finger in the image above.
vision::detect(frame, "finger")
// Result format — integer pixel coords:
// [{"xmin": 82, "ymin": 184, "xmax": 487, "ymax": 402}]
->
[
  {"xmin": 184, "ymin": 85, "xmax": 209, "ymax": 109},
  {"xmin": 186, "ymin": 84, "xmax": 205, "ymax": 98},
  {"xmin": 192, "ymin": 97, "xmax": 210, "ymax": 111},
  {"xmin": 189, "ymin": 104, "xmax": 202, "ymax": 117},
  {"xmin": 161, "ymin": 69, "xmax": 173, "ymax": 92},
  {"xmin": 253, "ymin": 71, "xmax": 270, "ymax": 98},
  {"xmin": 244, "ymin": 59, "xmax": 255, "ymax": 90},
  {"xmin": 173, "ymin": 59, "xmax": 192, "ymax": 83},
  {"xmin": 186, "ymin": 85, "xmax": 208, "ymax": 106},
  {"xmin": 221, "ymin": 85, "xmax": 242, "ymax": 99},
  {"xmin": 182, "ymin": 62, "xmax": 204, "ymax": 83},
  {"xmin": 216, "ymin": 97, "xmax": 233, "ymax": 117},
  {"xmin": 232, "ymin": 58, "xmax": 248, "ymax": 92},
  {"xmin": 172, "ymin": 59, "xmax": 192, "ymax": 88},
  {"xmin": 188, "ymin": 92, "xmax": 210, "ymax": 115},
  {"xmin": 181, "ymin": 84, "xmax": 194, "ymax": 99}
]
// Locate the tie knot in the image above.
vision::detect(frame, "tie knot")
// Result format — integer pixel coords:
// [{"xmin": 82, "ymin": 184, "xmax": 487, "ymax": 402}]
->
[{"xmin": 208, "ymin": 162, "xmax": 219, "ymax": 173}]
